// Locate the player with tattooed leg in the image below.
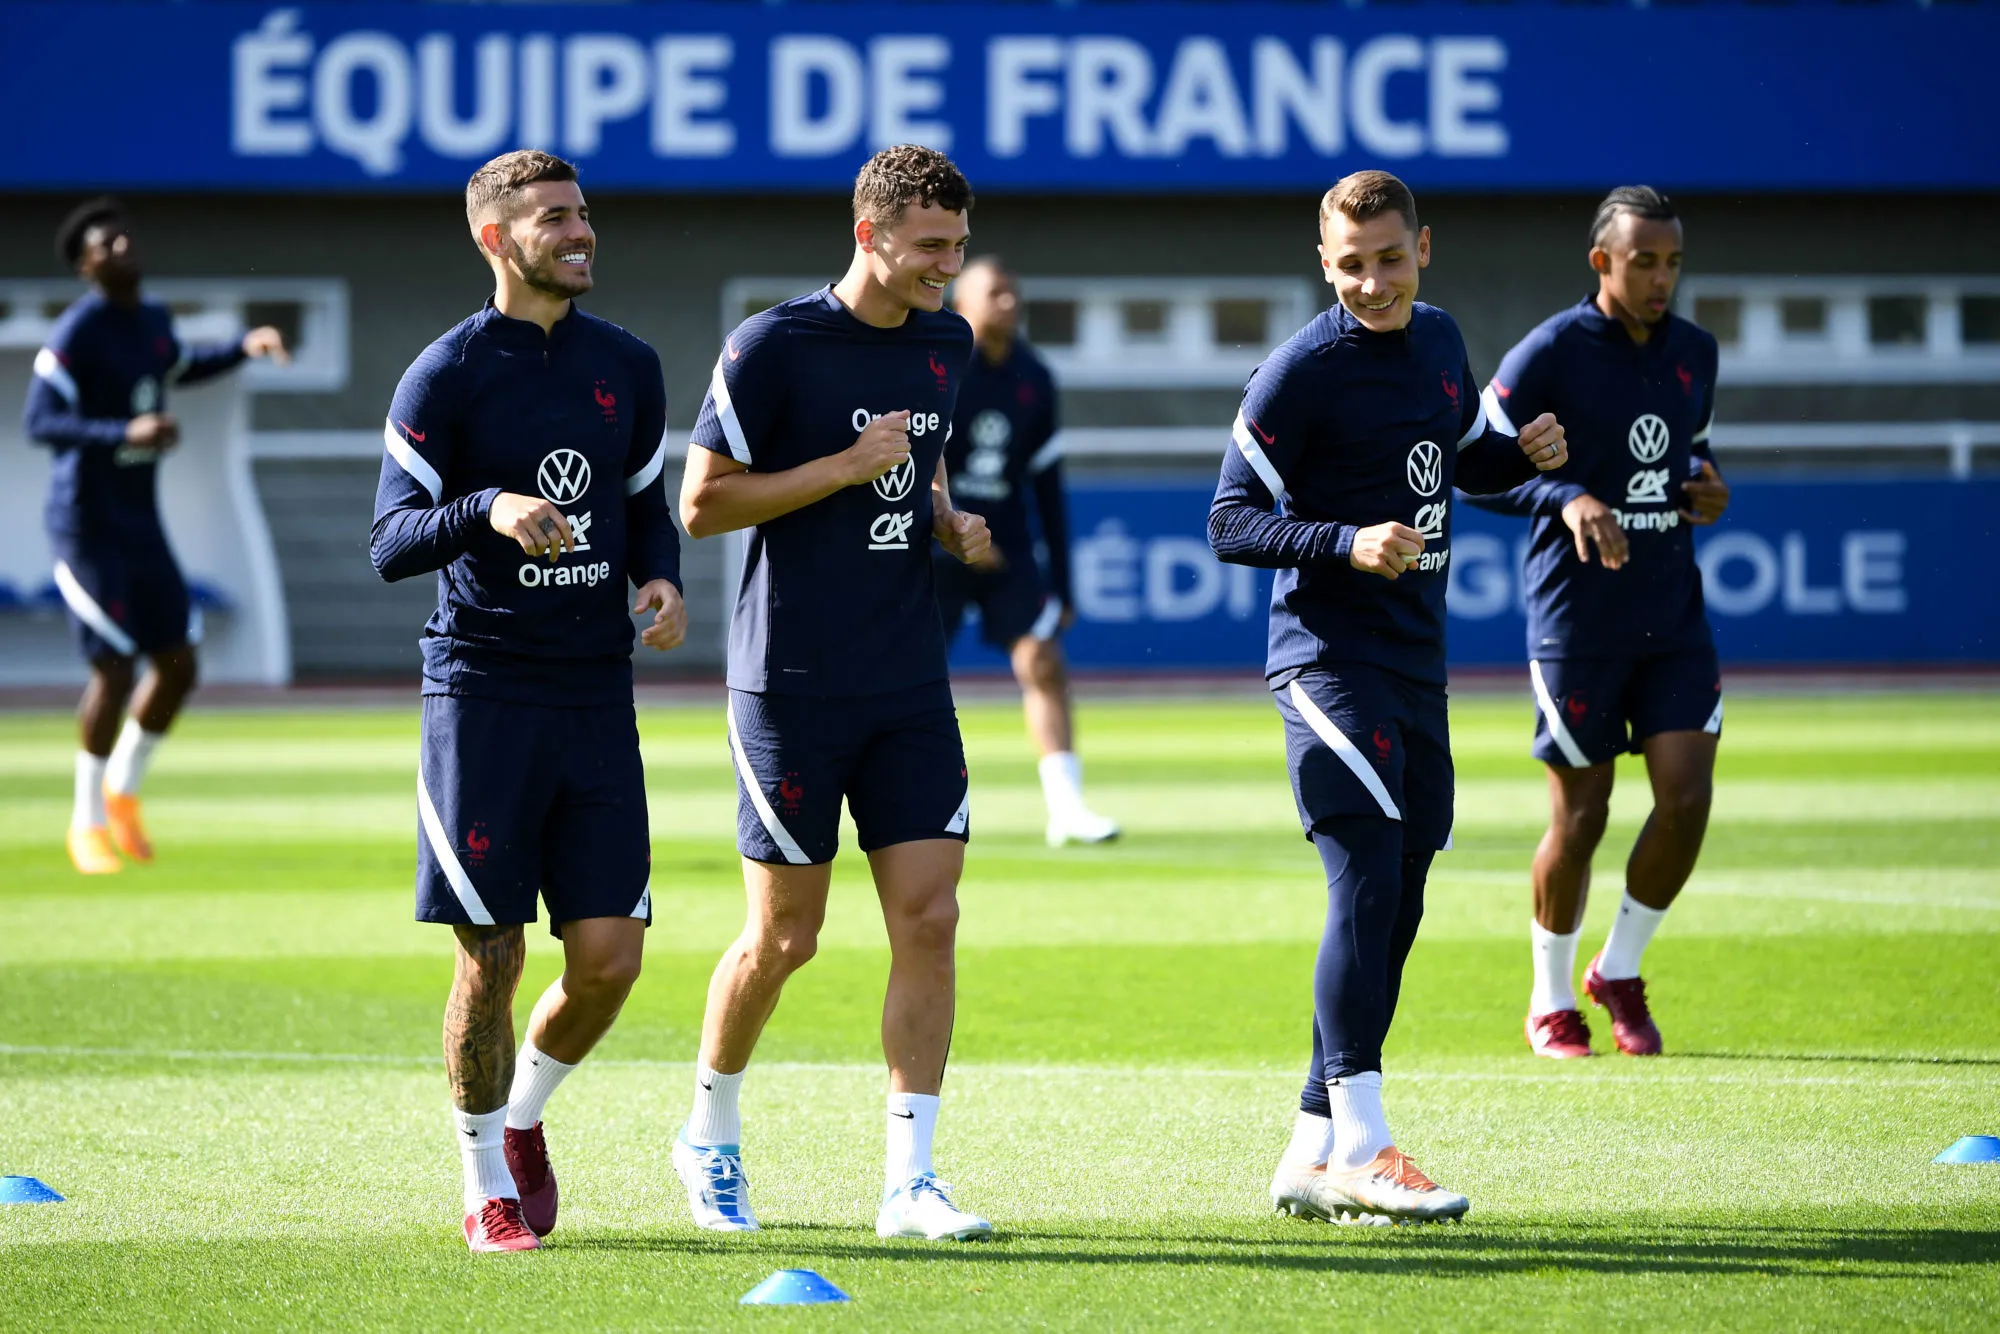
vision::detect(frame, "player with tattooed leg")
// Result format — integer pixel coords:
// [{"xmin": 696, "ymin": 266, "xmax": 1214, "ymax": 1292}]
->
[{"xmin": 370, "ymin": 151, "xmax": 686, "ymax": 1253}]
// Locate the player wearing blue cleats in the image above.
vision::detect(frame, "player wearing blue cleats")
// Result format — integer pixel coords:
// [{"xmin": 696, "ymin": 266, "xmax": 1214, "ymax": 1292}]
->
[
  {"xmin": 876, "ymin": 1173, "xmax": 992, "ymax": 1242},
  {"xmin": 672, "ymin": 1130, "xmax": 759, "ymax": 1232}
]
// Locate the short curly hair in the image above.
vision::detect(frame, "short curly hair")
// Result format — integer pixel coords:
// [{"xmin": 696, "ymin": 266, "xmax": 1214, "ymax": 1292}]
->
[{"xmin": 852, "ymin": 145, "xmax": 973, "ymax": 232}]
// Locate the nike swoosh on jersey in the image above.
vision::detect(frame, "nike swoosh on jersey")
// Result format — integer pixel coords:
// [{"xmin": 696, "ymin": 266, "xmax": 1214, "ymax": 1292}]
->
[
  {"xmin": 1248, "ymin": 418, "xmax": 1276, "ymax": 445},
  {"xmin": 398, "ymin": 420, "xmax": 426, "ymax": 443}
]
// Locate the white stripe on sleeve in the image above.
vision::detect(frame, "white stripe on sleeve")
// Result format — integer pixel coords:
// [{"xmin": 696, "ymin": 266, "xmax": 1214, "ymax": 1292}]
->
[
  {"xmin": 1026, "ymin": 433, "xmax": 1064, "ymax": 473},
  {"xmin": 1455, "ymin": 397, "xmax": 1490, "ymax": 449},
  {"xmin": 165, "ymin": 351, "xmax": 190, "ymax": 385},
  {"xmin": 1529, "ymin": 660, "xmax": 1593, "ymax": 768},
  {"xmin": 710, "ymin": 358, "xmax": 752, "ymax": 463},
  {"xmin": 727, "ymin": 697, "xmax": 809, "ymax": 864},
  {"xmin": 1286, "ymin": 681, "xmax": 1401, "ymax": 821},
  {"xmin": 1230, "ymin": 413, "xmax": 1290, "ymax": 506},
  {"xmin": 382, "ymin": 419, "xmax": 442, "ymax": 504},
  {"xmin": 416, "ymin": 770, "xmax": 494, "ymax": 925},
  {"xmin": 1693, "ymin": 413, "xmax": 1713, "ymax": 446},
  {"xmin": 33, "ymin": 348, "xmax": 79, "ymax": 406},
  {"xmin": 1480, "ymin": 384, "xmax": 1518, "ymax": 437},
  {"xmin": 52, "ymin": 561, "xmax": 137, "ymax": 656},
  {"xmin": 625, "ymin": 437, "xmax": 667, "ymax": 496}
]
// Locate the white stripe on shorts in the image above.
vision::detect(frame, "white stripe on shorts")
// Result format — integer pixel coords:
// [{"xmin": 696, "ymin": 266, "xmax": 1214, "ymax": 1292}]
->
[
  {"xmin": 416, "ymin": 768, "xmax": 494, "ymax": 925},
  {"xmin": 1529, "ymin": 660, "xmax": 1592, "ymax": 768},
  {"xmin": 1286, "ymin": 680, "xmax": 1401, "ymax": 821},
  {"xmin": 52, "ymin": 560, "xmax": 137, "ymax": 656},
  {"xmin": 726, "ymin": 696, "xmax": 809, "ymax": 865}
]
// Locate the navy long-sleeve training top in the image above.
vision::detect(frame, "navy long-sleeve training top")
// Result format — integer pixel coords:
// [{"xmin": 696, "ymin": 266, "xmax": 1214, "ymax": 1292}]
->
[
  {"xmin": 1208, "ymin": 300, "xmax": 1539, "ymax": 687},
  {"xmin": 370, "ymin": 301, "xmax": 681, "ymax": 706},
  {"xmin": 942, "ymin": 337, "xmax": 1071, "ymax": 606},
  {"xmin": 1464, "ymin": 297, "xmax": 1720, "ymax": 660},
  {"xmin": 24, "ymin": 291, "xmax": 246, "ymax": 541}
]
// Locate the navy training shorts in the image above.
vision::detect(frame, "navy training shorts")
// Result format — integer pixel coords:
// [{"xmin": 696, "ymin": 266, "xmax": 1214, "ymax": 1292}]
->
[
  {"xmin": 415, "ymin": 694, "xmax": 652, "ymax": 936},
  {"xmin": 1528, "ymin": 647, "xmax": 1723, "ymax": 769},
  {"xmin": 727, "ymin": 680, "xmax": 970, "ymax": 866},
  {"xmin": 1271, "ymin": 663, "xmax": 1454, "ymax": 853},
  {"xmin": 48, "ymin": 529, "xmax": 196, "ymax": 661},
  {"xmin": 933, "ymin": 549, "xmax": 1060, "ymax": 649}
]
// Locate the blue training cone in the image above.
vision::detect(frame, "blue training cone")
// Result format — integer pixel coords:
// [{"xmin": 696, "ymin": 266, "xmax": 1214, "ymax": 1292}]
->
[
  {"xmin": 740, "ymin": 1269, "xmax": 851, "ymax": 1305},
  {"xmin": 0, "ymin": 1177, "xmax": 64, "ymax": 1204},
  {"xmin": 1935, "ymin": 1136, "xmax": 2000, "ymax": 1164}
]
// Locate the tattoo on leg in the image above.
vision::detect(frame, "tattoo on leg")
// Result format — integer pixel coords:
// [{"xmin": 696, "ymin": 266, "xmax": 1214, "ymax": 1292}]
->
[{"xmin": 444, "ymin": 925, "xmax": 525, "ymax": 1113}]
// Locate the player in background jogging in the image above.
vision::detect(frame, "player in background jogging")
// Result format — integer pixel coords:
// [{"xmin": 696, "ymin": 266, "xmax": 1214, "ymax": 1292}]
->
[
  {"xmin": 24, "ymin": 198, "xmax": 288, "ymax": 874},
  {"xmin": 940, "ymin": 257, "xmax": 1117, "ymax": 847},
  {"xmin": 1465, "ymin": 186, "xmax": 1730, "ymax": 1060}
]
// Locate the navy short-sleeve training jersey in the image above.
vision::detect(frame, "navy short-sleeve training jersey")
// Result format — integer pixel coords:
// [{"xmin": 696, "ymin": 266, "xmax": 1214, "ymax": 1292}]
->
[
  {"xmin": 1468, "ymin": 297, "xmax": 1720, "ymax": 659},
  {"xmin": 23, "ymin": 292, "xmax": 246, "ymax": 539},
  {"xmin": 942, "ymin": 339, "xmax": 1070, "ymax": 602},
  {"xmin": 691, "ymin": 286, "xmax": 975, "ymax": 696},
  {"xmin": 369, "ymin": 301, "xmax": 681, "ymax": 706},
  {"xmin": 1208, "ymin": 301, "xmax": 1538, "ymax": 687}
]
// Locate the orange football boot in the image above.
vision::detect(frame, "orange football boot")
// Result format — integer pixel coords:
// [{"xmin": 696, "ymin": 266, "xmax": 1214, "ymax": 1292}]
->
[{"xmin": 104, "ymin": 792, "xmax": 154, "ymax": 863}]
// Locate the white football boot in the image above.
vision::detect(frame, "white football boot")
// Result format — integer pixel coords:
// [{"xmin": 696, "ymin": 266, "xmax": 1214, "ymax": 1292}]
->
[
  {"xmin": 1273, "ymin": 1149, "xmax": 1468, "ymax": 1225},
  {"xmin": 672, "ymin": 1128, "xmax": 759, "ymax": 1232},
  {"xmin": 1045, "ymin": 806, "xmax": 1121, "ymax": 848},
  {"xmin": 876, "ymin": 1173, "xmax": 993, "ymax": 1241}
]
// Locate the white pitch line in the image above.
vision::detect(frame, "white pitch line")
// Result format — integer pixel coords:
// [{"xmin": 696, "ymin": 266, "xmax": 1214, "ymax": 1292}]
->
[{"xmin": 0, "ymin": 1044, "xmax": 1989, "ymax": 1090}]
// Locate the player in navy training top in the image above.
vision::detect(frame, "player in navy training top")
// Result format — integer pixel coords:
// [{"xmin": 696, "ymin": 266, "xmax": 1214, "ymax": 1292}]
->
[
  {"xmin": 369, "ymin": 151, "xmax": 686, "ymax": 1255},
  {"xmin": 1464, "ymin": 188, "xmax": 1731, "ymax": 1062},
  {"xmin": 1208, "ymin": 173, "xmax": 1569, "ymax": 1224},
  {"xmin": 938, "ymin": 257, "xmax": 1118, "ymax": 847},
  {"xmin": 674, "ymin": 147, "xmax": 994, "ymax": 1244},
  {"xmin": 24, "ymin": 198, "xmax": 287, "ymax": 876}
]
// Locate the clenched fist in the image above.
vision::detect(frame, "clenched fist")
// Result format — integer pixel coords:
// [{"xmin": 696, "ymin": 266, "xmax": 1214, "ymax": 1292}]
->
[
  {"xmin": 839, "ymin": 410, "xmax": 913, "ymax": 487},
  {"xmin": 1350, "ymin": 521, "xmax": 1426, "ymax": 580},
  {"xmin": 1517, "ymin": 412, "xmax": 1568, "ymax": 471},
  {"xmin": 935, "ymin": 509, "xmax": 992, "ymax": 565}
]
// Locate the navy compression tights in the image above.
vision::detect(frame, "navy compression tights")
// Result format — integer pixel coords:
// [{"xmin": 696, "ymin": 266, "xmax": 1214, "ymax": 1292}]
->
[{"xmin": 1300, "ymin": 815, "xmax": 1436, "ymax": 1114}]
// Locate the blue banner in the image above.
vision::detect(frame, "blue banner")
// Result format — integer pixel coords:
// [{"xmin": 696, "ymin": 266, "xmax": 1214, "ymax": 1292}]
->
[
  {"xmin": 2, "ymin": 3, "xmax": 1995, "ymax": 191},
  {"xmin": 947, "ymin": 480, "xmax": 2000, "ymax": 671}
]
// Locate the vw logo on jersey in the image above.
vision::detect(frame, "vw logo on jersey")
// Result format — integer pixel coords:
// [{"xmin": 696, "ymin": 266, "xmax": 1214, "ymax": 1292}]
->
[
  {"xmin": 970, "ymin": 409, "xmax": 1011, "ymax": 450},
  {"xmin": 1628, "ymin": 413, "xmax": 1671, "ymax": 464},
  {"xmin": 536, "ymin": 449, "xmax": 592, "ymax": 504},
  {"xmin": 873, "ymin": 457, "xmax": 918, "ymax": 502},
  {"xmin": 1405, "ymin": 440, "xmax": 1443, "ymax": 497},
  {"xmin": 131, "ymin": 375, "xmax": 160, "ymax": 415}
]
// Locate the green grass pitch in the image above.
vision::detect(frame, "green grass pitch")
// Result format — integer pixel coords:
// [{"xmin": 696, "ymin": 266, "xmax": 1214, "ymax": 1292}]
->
[{"xmin": 1, "ymin": 689, "xmax": 1996, "ymax": 1330}]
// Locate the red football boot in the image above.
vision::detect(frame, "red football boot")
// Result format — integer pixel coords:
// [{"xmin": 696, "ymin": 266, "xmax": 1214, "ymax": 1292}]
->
[
  {"xmin": 1583, "ymin": 953, "xmax": 1663, "ymax": 1056},
  {"xmin": 504, "ymin": 1123, "xmax": 559, "ymax": 1237},
  {"xmin": 1525, "ymin": 1009, "xmax": 1594, "ymax": 1059},
  {"xmin": 463, "ymin": 1197, "xmax": 540, "ymax": 1253}
]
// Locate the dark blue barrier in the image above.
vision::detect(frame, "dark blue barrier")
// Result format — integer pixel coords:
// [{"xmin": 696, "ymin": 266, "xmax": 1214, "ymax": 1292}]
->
[
  {"xmin": 946, "ymin": 479, "xmax": 2000, "ymax": 670},
  {"xmin": 2, "ymin": 3, "xmax": 1995, "ymax": 190}
]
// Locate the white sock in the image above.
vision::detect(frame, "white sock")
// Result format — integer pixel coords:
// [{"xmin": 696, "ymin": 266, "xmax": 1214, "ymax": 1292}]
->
[
  {"xmin": 104, "ymin": 719, "xmax": 163, "ymax": 798},
  {"xmin": 72, "ymin": 753, "xmax": 108, "ymax": 830},
  {"xmin": 504, "ymin": 1040, "xmax": 576, "ymax": 1130},
  {"xmin": 686, "ymin": 1065, "xmax": 744, "ymax": 1147},
  {"xmin": 1325, "ymin": 1072, "xmax": 1393, "ymax": 1171},
  {"xmin": 1037, "ymin": 751, "xmax": 1085, "ymax": 815},
  {"xmin": 1529, "ymin": 920, "xmax": 1582, "ymax": 1014},
  {"xmin": 885, "ymin": 1091, "xmax": 940, "ymax": 1193},
  {"xmin": 1598, "ymin": 892, "xmax": 1669, "ymax": 980},
  {"xmin": 454, "ymin": 1107, "xmax": 517, "ymax": 1212},
  {"xmin": 1277, "ymin": 1110, "xmax": 1335, "ymax": 1175}
]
